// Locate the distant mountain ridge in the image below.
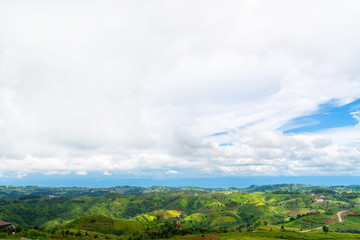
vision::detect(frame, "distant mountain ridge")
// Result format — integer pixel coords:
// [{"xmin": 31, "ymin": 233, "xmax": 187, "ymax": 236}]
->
[{"xmin": 1, "ymin": 184, "xmax": 359, "ymax": 198}]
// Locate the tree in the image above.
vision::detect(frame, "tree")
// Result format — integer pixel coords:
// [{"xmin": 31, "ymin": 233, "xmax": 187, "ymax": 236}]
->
[
  {"xmin": 323, "ymin": 226, "xmax": 329, "ymax": 233},
  {"xmin": 15, "ymin": 226, "xmax": 22, "ymax": 233}
]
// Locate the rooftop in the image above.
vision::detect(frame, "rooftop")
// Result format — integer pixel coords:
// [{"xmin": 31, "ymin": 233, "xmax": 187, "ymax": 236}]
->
[{"xmin": 0, "ymin": 221, "xmax": 11, "ymax": 227}]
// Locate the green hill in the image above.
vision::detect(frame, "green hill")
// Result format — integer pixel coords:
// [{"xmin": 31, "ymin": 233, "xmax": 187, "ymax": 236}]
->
[
  {"xmin": 1, "ymin": 184, "xmax": 360, "ymax": 239},
  {"xmin": 61, "ymin": 215, "xmax": 143, "ymax": 236}
]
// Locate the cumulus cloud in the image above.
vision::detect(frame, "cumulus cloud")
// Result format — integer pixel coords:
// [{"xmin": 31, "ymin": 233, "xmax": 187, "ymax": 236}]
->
[
  {"xmin": 0, "ymin": 1, "xmax": 360, "ymax": 178},
  {"xmin": 103, "ymin": 171, "xmax": 112, "ymax": 176}
]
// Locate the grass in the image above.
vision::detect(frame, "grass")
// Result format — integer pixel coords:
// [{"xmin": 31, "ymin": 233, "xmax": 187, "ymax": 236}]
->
[
  {"xmin": 328, "ymin": 214, "xmax": 360, "ymax": 233},
  {"xmin": 310, "ymin": 215, "xmax": 332, "ymax": 221},
  {"xmin": 345, "ymin": 215, "xmax": 360, "ymax": 223},
  {"xmin": 348, "ymin": 208, "xmax": 360, "ymax": 215},
  {"xmin": 329, "ymin": 221, "xmax": 360, "ymax": 233},
  {"xmin": 217, "ymin": 231, "xmax": 360, "ymax": 239},
  {"xmin": 257, "ymin": 224, "xmax": 298, "ymax": 232},
  {"xmin": 284, "ymin": 214, "xmax": 333, "ymax": 230},
  {"xmin": 284, "ymin": 218, "xmax": 312, "ymax": 230},
  {"xmin": 61, "ymin": 215, "xmax": 144, "ymax": 236}
]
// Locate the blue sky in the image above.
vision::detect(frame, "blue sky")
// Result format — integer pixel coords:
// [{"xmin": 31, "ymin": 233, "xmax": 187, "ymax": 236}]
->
[
  {"xmin": 283, "ymin": 98, "xmax": 360, "ymax": 134},
  {"xmin": 1, "ymin": 1, "xmax": 360, "ymax": 187},
  {"xmin": 215, "ymin": 98, "xmax": 360, "ymax": 145}
]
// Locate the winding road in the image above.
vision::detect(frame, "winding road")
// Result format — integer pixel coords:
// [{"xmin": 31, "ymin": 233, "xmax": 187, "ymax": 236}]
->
[
  {"xmin": 300, "ymin": 226, "xmax": 326, "ymax": 233},
  {"xmin": 337, "ymin": 211, "xmax": 347, "ymax": 223}
]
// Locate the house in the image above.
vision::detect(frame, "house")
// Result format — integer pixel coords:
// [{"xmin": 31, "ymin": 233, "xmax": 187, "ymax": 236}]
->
[{"xmin": 0, "ymin": 221, "xmax": 12, "ymax": 229}]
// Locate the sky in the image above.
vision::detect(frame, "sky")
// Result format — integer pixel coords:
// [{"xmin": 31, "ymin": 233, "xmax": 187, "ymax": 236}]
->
[{"xmin": 1, "ymin": 0, "xmax": 360, "ymax": 187}]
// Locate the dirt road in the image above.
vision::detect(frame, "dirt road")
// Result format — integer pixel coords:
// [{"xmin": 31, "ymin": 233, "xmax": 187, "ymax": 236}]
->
[
  {"xmin": 300, "ymin": 226, "xmax": 326, "ymax": 233},
  {"xmin": 337, "ymin": 211, "xmax": 347, "ymax": 222}
]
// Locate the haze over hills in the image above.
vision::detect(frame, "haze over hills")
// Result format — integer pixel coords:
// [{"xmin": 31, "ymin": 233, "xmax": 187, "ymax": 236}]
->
[
  {"xmin": 4, "ymin": 175, "xmax": 360, "ymax": 189},
  {"xmin": 2, "ymin": 184, "xmax": 360, "ymax": 198}
]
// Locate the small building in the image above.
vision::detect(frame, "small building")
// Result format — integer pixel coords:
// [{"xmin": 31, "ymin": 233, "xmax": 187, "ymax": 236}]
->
[{"xmin": 0, "ymin": 221, "xmax": 12, "ymax": 229}]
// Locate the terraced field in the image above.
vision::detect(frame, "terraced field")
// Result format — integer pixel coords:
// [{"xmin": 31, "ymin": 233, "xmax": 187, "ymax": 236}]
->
[
  {"xmin": 284, "ymin": 214, "xmax": 333, "ymax": 230},
  {"xmin": 303, "ymin": 214, "xmax": 334, "ymax": 223}
]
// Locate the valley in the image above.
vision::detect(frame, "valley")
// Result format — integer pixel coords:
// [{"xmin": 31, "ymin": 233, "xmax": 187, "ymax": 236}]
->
[{"xmin": 1, "ymin": 184, "xmax": 360, "ymax": 239}]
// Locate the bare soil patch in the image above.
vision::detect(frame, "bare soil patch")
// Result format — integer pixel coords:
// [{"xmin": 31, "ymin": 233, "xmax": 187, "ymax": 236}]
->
[
  {"xmin": 345, "ymin": 212, "xmax": 356, "ymax": 215},
  {"xmin": 301, "ymin": 217, "xmax": 333, "ymax": 224},
  {"xmin": 281, "ymin": 211, "xmax": 291, "ymax": 214},
  {"xmin": 301, "ymin": 219, "xmax": 312, "ymax": 223}
]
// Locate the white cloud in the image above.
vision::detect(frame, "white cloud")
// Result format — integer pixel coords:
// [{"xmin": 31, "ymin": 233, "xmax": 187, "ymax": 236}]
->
[
  {"xmin": 103, "ymin": 171, "xmax": 112, "ymax": 176},
  {"xmin": 76, "ymin": 171, "xmax": 88, "ymax": 176},
  {"xmin": 0, "ymin": 130, "xmax": 359, "ymax": 177},
  {"xmin": 0, "ymin": 1, "xmax": 360, "ymax": 178},
  {"xmin": 166, "ymin": 170, "xmax": 179, "ymax": 175},
  {"xmin": 351, "ymin": 111, "xmax": 360, "ymax": 125}
]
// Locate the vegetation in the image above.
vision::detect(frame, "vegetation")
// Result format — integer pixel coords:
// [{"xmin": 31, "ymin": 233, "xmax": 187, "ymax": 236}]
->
[{"xmin": 1, "ymin": 184, "xmax": 360, "ymax": 239}]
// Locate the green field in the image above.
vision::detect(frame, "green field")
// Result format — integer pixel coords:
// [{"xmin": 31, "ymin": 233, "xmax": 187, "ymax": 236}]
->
[
  {"xmin": 217, "ymin": 231, "xmax": 360, "ymax": 239},
  {"xmin": 284, "ymin": 214, "xmax": 332, "ymax": 230},
  {"xmin": 345, "ymin": 215, "xmax": 360, "ymax": 223}
]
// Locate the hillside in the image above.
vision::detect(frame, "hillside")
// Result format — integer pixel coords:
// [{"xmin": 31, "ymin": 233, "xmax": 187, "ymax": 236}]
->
[
  {"xmin": 61, "ymin": 215, "xmax": 144, "ymax": 236},
  {"xmin": 1, "ymin": 184, "xmax": 360, "ymax": 239}
]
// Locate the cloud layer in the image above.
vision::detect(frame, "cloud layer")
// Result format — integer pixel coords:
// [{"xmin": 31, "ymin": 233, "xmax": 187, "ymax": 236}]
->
[{"xmin": 1, "ymin": 0, "xmax": 360, "ymax": 178}]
